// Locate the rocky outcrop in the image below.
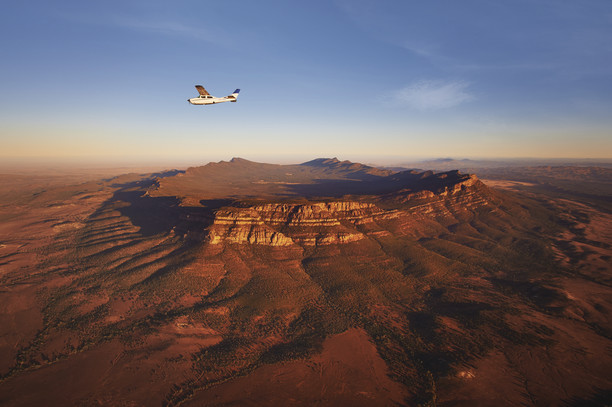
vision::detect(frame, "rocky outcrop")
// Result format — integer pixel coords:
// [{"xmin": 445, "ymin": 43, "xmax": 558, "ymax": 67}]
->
[
  {"xmin": 205, "ymin": 203, "xmax": 382, "ymax": 246},
  {"xmin": 202, "ymin": 177, "xmax": 492, "ymax": 246},
  {"xmin": 207, "ymin": 208, "xmax": 294, "ymax": 246},
  {"xmin": 254, "ymin": 202, "xmax": 387, "ymax": 225},
  {"xmin": 395, "ymin": 175, "xmax": 494, "ymax": 222},
  {"xmin": 387, "ymin": 174, "xmax": 485, "ymax": 203}
]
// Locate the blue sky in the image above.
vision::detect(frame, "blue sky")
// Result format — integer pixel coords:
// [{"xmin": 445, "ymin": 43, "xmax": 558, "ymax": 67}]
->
[{"xmin": 1, "ymin": 0, "xmax": 611, "ymax": 164}]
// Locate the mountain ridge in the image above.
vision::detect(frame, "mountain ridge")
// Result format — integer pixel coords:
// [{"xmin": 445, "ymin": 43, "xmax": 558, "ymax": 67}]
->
[
  {"xmin": 147, "ymin": 158, "xmax": 490, "ymax": 246},
  {"xmin": 149, "ymin": 157, "xmax": 475, "ymax": 204}
]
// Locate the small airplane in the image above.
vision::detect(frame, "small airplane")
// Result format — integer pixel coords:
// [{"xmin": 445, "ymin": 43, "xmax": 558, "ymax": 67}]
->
[{"xmin": 188, "ymin": 85, "xmax": 240, "ymax": 105}]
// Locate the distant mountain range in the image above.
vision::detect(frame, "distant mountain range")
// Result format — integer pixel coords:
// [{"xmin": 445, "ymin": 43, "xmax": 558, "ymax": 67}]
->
[{"xmin": 394, "ymin": 157, "xmax": 612, "ymax": 172}]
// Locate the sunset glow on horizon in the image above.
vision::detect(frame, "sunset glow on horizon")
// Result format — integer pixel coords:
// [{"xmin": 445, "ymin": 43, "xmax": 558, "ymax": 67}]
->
[{"xmin": 1, "ymin": 1, "xmax": 611, "ymax": 164}]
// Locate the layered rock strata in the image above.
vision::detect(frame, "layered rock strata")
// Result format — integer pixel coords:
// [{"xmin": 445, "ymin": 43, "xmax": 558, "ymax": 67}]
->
[
  {"xmin": 206, "ymin": 203, "xmax": 383, "ymax": 246},
  {"xmin": 204, "ymin": 176, "xmax": 490, "ymax": 246}
]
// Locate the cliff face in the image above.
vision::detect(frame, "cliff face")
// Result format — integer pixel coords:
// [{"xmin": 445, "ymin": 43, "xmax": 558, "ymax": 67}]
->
[
  {"xmin": 206, "ymin": 202, "xmax": 380, "ymax": 246},
  {"xmin": 203, "ymin": 175, "xmax": 493, "ymax": 246},
  {"xmin": 388, "ymin": 174, "xmax": 492, "ymax": 213},
  {"xmin": 207, "ymin": 207, "xmax": 295, "ymax": 246}
]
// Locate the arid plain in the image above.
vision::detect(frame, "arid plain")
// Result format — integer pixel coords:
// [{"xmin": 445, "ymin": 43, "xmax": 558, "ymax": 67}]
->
[{"xmin": 0, "ymin": 158, "xmax": 610, "ymax": 406}]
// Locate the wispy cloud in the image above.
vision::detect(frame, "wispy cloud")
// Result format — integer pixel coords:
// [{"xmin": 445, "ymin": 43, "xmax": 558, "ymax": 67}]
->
[
  {"xmin": 393, "ymin": 80, "xmax": 474, "ymax": 110},
  {"xmin": 402, "ymin": 40, "xmax": 444, "ymax": 60},
  {"xmin": 58, "ymin": 11, "xmax": 228, "ymax": 46},
  {"xmin": 113, "ymin": 16, "xmax": 224, "ymax": 44}
]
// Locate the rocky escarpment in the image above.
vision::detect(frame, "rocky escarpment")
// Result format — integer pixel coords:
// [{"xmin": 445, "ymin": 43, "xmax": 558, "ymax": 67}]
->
[
  {"xmin": 385, "ymin": 174, "xmax": 492, "ymax": 212},
  {"xmin": 206, "ymin": 202, "xmax": 394, "ymax": 246},
  {"xmin": 148, "ymin": 158, "xmax": 496, "ymax": 246},
  {"xmin": 202, "ymin": 175, "xmax": 493, "ymax": 246}
]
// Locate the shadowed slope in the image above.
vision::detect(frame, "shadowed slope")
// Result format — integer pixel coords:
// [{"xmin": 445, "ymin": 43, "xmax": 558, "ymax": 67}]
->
[{"xmin": 149, "ymin": 157, "xmax": 473, "ymax": 202}]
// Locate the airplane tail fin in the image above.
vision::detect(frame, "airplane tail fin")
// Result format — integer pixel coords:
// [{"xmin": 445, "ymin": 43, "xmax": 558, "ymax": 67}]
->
[{"xmin": 229, "ymin": 89, "xmax": 240, "ymax": 102}]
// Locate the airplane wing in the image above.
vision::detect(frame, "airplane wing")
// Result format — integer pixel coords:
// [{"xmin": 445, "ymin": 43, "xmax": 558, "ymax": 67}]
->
[{"xmin": 195, "ymin": 85, "xmax": 211, "ymax": 96}]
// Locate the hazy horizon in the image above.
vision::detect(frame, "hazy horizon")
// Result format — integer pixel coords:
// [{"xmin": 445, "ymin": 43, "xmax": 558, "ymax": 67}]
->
[{"xmin": 1, "ymin": 154, "xmax": 611, "ymax": 175}]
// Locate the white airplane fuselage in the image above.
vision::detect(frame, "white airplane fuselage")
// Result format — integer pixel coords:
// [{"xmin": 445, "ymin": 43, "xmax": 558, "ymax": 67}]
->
[{"xmin": 187, "ymin": 95, "xmax": 237, "ymax": 105}]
